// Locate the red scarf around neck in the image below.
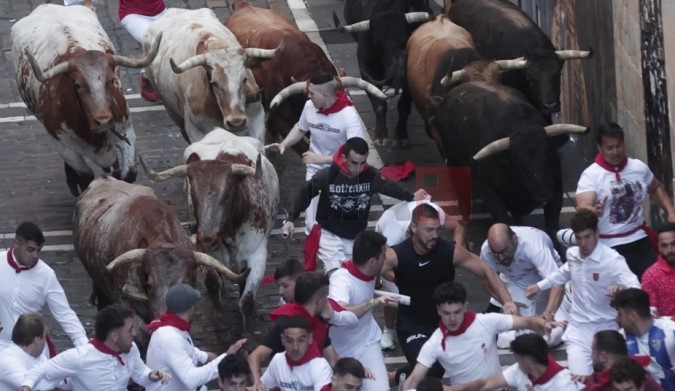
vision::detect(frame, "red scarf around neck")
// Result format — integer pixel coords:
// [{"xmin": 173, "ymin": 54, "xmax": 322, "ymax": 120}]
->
[
  {"xmin": 317, "ymin": 91, "xmax": 353, "ymax": 115},
  {"xmin": 332, "ymin": 145, "xmax": 370, "ymax": 177},
  {"xmin": 269, "ymin": 303, "xmax": 329, "ymax": 352},
  {"xmin": 89, "ymin": 337, "xmax": 124, "ymax": 366},
  {"xmin": 147, "ymin": 311, "xmax": 191, "ymax": 332},
  {"xmin": 528, "ymin": 355, "xmax": 564, "ymax": 385},
  {"xmin": 343, "ymin": 260, "xmax": 375, "ymax": 282},
  {"xmin": 594, "ymin": 153, "xmax": 628, "ymax": 181},
  {"xmin": 439, "ymin": 311, "xmax": 477, "ymax": 350},
  {"xmin": 7, "ymin": 247, "xmax": 38, "ymax": 274},
  {"xmin": 285, "ymin": 345, "xmax": 323, "ymax": 368}
]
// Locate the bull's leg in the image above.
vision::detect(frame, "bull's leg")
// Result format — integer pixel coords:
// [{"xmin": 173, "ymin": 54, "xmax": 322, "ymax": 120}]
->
[
  {"xmin": 77, "ymin": 172, "xmax": 95, "ymax": 194},
  {"xmin": 204, "ymin": 267, "xmax": 225, "ymax": 310},
  {"xmin": 369, "ymin": 93, "xmax": 389, "ymax": 145},
  {"xmin": 483, "ymin": 185, "xmax": 516, "ymax": 225},
  {"xmin": 239, "ymin": 246, "xmax": 267, "ymax": 330},
  {"xmin": 394, "ymin": 86, "xmax": 413, "ymax": 148},
  {"xmin": 64, "ymin": 163, "xmax": 81, "ymax": 197}
]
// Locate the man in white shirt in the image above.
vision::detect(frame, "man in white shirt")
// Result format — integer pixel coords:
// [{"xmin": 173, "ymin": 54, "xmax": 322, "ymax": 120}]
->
[
  {"xmin": 446, "ymin": 333, "xmax": 584, "ymax": 391},
  {"xmin": 146, "ymin": 284, "xmax": 247, "ymax": 391},
  {"xmin": 328, "ymin": 230, "xmax": 399, "ymax": 390},
  {"xmin": 403, "ymin": 282, "xmax": 552, "ymax": 390},
  {"xmin": 526, "ymin": 209, "xmax": 640, "ymax": 375},
  {"xmin": 217, "ymin": 353, "xmax": 252, "ymax": 391},
  {"xmin": 0, "ymin": 222, "xmax": 88, "ymax": 354},
  {"xmin": 481, "ymin": 223, "xmax": 566, "ymax": 347},
  {"xmin": 20, "ymin": 304, "xmax": 172, "ymax": 391},
  {"xmin": 0, "ymin": 314, "xmax": 67, "ymax": 390},
  {"xmin": 575, "ymin": 122, "xmax": 675, "ymax": 279},
  {"xmin": 260, "ymin": 315, "xmax": 333, "ymax": 391}
]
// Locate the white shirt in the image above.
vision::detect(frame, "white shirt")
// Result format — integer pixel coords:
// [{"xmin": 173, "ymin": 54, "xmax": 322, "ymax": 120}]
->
[
  {"xmin": 502, "ymin": 363, "xmax": 584, "ymax": 390},
  {"xmin": 260, "ymin": 352, "xmax": 332, "ymax": 391},
  {"xmin": 622, "ymin": 316, "xmax": 675, "ymax": 386},
  {"xmin": 328, "ymin": 268, "xmax": 382, "ymax": 358},
  {"xmin": 0, "ymin": 343, "xmax": 68, "ymax": 390},
  {"xmin": 0, "ymin": 249, "xmax": 88, "ymax": 350},
  {"xmin": 22, "ymin": 342, "xmax": 156, "ymax": 391},
  {"xmin": 576, "ymin": 158, "xmax": 653, "ymax": 247},
  {"xmin": 146, "ymin": 326, "xmax": 226, "ymax": 391},
  {"xmin": 298, "ymin": 98, "xmax": 366, "ymax": 180},
  {"xmin": 375, "ymin": 200, "xmax": 447, "ymax": 246},
  {"xmin": 416, "ymin": 313, "xmax": 513, "ymax": 385},
  {"xmin": 480, "ymin": 226, "xmax": 562, "ymax": 290},
  {"xmin": 538, "ymin": 242, "xmax": 640, "ymax": 325}
]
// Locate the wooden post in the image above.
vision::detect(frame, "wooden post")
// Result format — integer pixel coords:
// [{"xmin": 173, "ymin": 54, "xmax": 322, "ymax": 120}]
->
[{"xmin": 639, "ymin": 0, "xmax": 674, "ymax": 224}]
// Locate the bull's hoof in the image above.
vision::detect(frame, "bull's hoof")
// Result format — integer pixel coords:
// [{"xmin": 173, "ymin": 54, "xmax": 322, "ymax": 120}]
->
[
  {"xmin": 392, "ymin": 138, "xmax": 410, "ymax": 149},
  {"xmin": 373, "ymin": 137, "xmax": 386, "ymax": 146}
]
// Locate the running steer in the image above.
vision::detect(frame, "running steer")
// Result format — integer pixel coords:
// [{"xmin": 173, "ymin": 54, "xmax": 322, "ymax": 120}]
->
[{"xmin": 12, "ymin": 3, "xmax": 161, "ymax": 196}]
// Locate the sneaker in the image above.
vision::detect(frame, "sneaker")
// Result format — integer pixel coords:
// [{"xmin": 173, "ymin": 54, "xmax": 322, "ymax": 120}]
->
[
  {"xmin": 380, "ymin": 327, "xmax": 395, "ymax": 350},
  {"xmin": 138, "ymin": 76, "xmax": 158, "ymax": 102}
]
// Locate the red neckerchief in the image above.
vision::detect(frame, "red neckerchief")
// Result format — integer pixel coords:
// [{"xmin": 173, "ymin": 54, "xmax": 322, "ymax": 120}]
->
[
  {"xmin": 89, "ymin": 337, "xmax": 124, "ymax": 366},
  {"xmin": 285, "ymin": 345, "xmax": 323, "ymax": 368},
  {"xmin": 147, "ymin": 311, "xmax": 191, "ymax": 332},
  {"xmin": 320, "ymin": 384, "xmax": 333, "ymax": 391},
  {"xmin": 343, "ymin": 260, "xmax": 374, "ymax": 282},
  {"xmin": 594, "ymin": 152, "xmax": 628, "ymax": 181},
  {"xmin": 586, "ymin": 356, "xmax": 651, "ymax": 391},
  {"xmin": 438, "ymin": 311, "xmax": 477, "ymax": 350},
  {"xmin": 269, "ymin": 303, "xmax": 329, "ymax": 354},
  {"xmin": 317, "ymin": 91, "xmax": 353, "ymax": 115},
  {"xmin": 528, "ymin": 355, "xmax": 564, "ymax": 385},
  {"xmin": 7, "ymin": 247, "xmax": 38, "ymax": 274},
  {"xmin": 332, "ymin": 145, "xmax": 370, "ymax": 176}
]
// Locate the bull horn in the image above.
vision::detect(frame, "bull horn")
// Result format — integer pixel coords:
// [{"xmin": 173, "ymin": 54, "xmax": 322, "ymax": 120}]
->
[
  {"xmin": 106, "ymin": 249, "xmax": 147, "ymax": 271},
  {"xmin": 270, "ymin": 82, "xmax": 307, "ymax": 109},
  {"xmin": 555, "ymin": 49, "xmax": 592, "ymax": 60},
  {"xmin": 405, "ymin": 12, "xmax": 430, "ymax": 24},
  {"xmin": 112, "ymin": 33, "xmax": 163, "ymax": 69},
  {"xmin": 494, "ymin": 57, "xmax": 528, "ymax": 70},
  {"xmin": 334, "ymin": 10, "xmax": 371, "ymax": 34},
  {"xmin": 472, "ymin": 137, "xmax": 510, "ymax": 161},
  {"xmin": 244, "ymin": 35, "xmax": 286, "ymax": 59},
  {"xmin": 255, "ymin": 152, "xmax": 262, "ymax": 178},
  {"xmin": 122, "ymin": 283, "xmax": 149, "ymax": 301},
  {"xmin": 544, "ymin": 124, "xmax": 590, "ymax": 137},
  {"xmin": 231, "ymin": 163, "xmax": 256, "ymax": 176},
  {"xmin": 138, "ymin": 155, "xmax": 188, "ymax": 182},
  {"xmin": 193, "ymin": 252, "xmax": 249, "ymax": 283},
  {"xmin": 340, "ymin": 76, "xmax": 388, "ymax": 100},
  {"xmin": 170, "ymin": 54, "xmax": 210, "ymax": 74},
  {"xmin": 25, "ymin": 50, "xmax": 70, "ymax": 82},
  {"xmin": 440, "ymin": 69, "xmax": 465, "ymax": 87}
]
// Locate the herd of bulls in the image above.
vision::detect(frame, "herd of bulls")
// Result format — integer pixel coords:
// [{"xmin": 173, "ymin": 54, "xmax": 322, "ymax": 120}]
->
[{"xmin": 9, "ymin": 0, "xmax": 593, "ymax": 347}]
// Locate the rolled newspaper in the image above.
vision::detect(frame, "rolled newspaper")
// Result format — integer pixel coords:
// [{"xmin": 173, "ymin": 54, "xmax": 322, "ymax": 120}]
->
[{"xmin": 374, "ymin": 290, "xmax": 411, "ymax": 306}]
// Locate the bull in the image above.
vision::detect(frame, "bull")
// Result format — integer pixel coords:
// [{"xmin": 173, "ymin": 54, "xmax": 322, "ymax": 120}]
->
[
  {"xmin": 333, "ymin": 0, "xmax": 431, "ymax": 146},
  {"xmin": 73, "ymin": 175, "xmax": 244, "ymax": 350},
  {"xmin": 143, "ymin": 8, "xmax": 284, "ymax": 144},
  {"xmin": 139, "ymin": 128, "xmax": 279, "ymax": 327},
  {"xmin": 447, "ymin": 0, "xmax": 590, "ymax": 116},
  {"xmin": 11, "ymin": 4, "xmax": 161, "ymax": 196}
]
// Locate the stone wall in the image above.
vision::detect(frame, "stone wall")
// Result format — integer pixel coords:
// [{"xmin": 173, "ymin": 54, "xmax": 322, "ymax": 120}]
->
[{"xmin": 663, "ymin": 0, "xmax": 675, "ymax": 192}]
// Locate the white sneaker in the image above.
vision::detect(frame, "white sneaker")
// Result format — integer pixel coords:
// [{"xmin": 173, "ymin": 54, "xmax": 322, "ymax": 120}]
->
[{"xmin": 380, "ymin": 328, "xmax": 395, "ymax": 350}]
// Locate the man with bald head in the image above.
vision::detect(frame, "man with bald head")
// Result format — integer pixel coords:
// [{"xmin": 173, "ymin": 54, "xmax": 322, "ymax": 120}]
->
[{"xmin": 480, "ymin": 224, "xmax": 567, "ymax": 346}]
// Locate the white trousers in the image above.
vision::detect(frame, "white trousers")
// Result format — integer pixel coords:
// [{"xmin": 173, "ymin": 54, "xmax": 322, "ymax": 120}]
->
[
  {"xmin": 357, "ymin": 342, "xmax": 390, "ymax": 391},
  {"xmin": 563, "ymin": 320, "xmax": 618, "ymax": 376},
  {"xmin": 121, "ymin": 10, "xmax": 167, "ymax": 44},
  {"xmin": 318, "ymin": 229, "xmax": 353, "ymax": 273}
]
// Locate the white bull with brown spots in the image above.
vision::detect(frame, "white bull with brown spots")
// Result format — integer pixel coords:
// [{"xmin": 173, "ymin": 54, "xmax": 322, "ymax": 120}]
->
[{"xmin": 143, "ymin": 8, "xmax": 284, "ymax": 144}]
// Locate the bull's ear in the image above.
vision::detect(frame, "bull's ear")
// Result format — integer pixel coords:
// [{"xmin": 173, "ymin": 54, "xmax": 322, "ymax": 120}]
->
[
  {"xmin": 186, "ymin": 153, "xmax": 201, "ymax": 164},
  {"xmin": 244, "ymin": 57, "xmax": 263, "ymax": 69},
  {"xmin": 196, "ymin": 41, "xmax": 208, "ymax": 56}
]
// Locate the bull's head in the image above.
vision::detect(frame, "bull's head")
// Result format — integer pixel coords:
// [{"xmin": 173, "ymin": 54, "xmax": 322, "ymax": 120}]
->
[
  {"xmin": 270, "ymin": 76, "xmax": 387, "ymax": 109},
  {"xmin": 24, "ymin": 34, "xmax": 162, "ymax": 139},
  {"xmin": 168, "ymin": 38, "xmax": 285, "ymax": 133},
  {"xmin": 441, "ymin": 58, "xmax": 528, "ymax": 87},
  {"xmin": 105, "ymin": 246, "xmax": 246, "ymax": 322}
]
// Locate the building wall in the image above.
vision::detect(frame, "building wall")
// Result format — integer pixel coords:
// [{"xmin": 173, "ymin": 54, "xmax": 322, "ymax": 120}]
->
[{"xmin": 664, "ymin": 0, "xmax": 675, "ymax": 193}]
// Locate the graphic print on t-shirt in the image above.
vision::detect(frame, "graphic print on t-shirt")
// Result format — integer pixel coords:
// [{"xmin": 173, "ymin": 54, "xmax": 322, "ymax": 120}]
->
[
  {"xmin": 608, "ymin": 179, "xmax": 644, "ymax": 224},
  {"xmin": 328, "ymin": 183, "xmax": 371, "ymax": 212},
  {"xmin": 308, "ymin": 122, "xmax": 340, "ymax": 134}
]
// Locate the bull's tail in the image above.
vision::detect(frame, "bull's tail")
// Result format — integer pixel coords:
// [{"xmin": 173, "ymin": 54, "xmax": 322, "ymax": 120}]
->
[{"xmin": 89, "ymin": 285, "xmax": 112, "ymax": 309}]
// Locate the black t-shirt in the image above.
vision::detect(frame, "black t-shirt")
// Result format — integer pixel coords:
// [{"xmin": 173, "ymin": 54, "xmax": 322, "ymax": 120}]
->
[
  {"xmin": 394, "ymin": 237, "xmax": 456, "ymax": 329},
  {"xmin": 262, "ymin": 316, "xmax": 332, "ymax": 353}
]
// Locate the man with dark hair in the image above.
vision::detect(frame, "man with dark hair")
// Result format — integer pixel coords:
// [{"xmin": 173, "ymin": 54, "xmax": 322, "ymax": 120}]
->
[
  {"xmin": 642, "ymin": 223, "xmax": 675, "ymax": 316},
  {"xmin": 260, "ymin": 316, "xmax": 333, "ymax": 390},
  {"xmin": 146, "ymin": 284, "xmax": 246, "ymax": 391},
  {"xmin": 266, "ymin": 73, "xmax": 367, "ymax": 235},
  {"xmin": 328, "ymin": 230, "xmax": 398, "ymax": 390},
  {"xmin": 0, "ymin": 222, "xmax": 87, "ymax": 354},
  {"xmin": 576, "ymin": 122, "xmax": 675, "ymax": 279},
  {"xmin": 527, "ymin": 209, "xmax": 640, "ymax": 375},
  {"xmin": 586, "ymin": 330, "xmax": 662, "ymax": 391},
  {"xmin": 218, "ymin": 354, "xmax": 252, "ymax": 391},
  {"xmin": 249, "ymin": 272, "xmax": 338, "ymax": 390},
  {"xmin": 444, "ymin": 333, "xmax": 583, "ymax": 390},
  {"xmin": 0, "ymin": 314, "xmax": 67, "ymax": 389},
  {"xmin": 275, "ymin": 258, "xmax": 305, "ymax": 304},
  {"xmin": 382, "ymin": 204, "xmax": 518, "ymax": 380},
  {"xmin": 416, "ymin": 376, "xmax": 443, "ymax": 391},
  {"xmin": 283, "ymin": 137, "xmax": 428, "ymax": 273},
  {"xmin": 610, "ymin": 357, "xmax": 650, "ymax": 391},
  {"xmin": 612, "ymin": 288, "xmax": 675, "ymax": 390},
  {"xmin": 404, "ymin": 282, "xmax": 552, "ymax": 390},
  {"xmin": 327, "ymin": 357, "xmax": 366, "ymax": 391},
  {"xmin": 20, "ymin": 304, "xmax": 171, "ymax": 391}
]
